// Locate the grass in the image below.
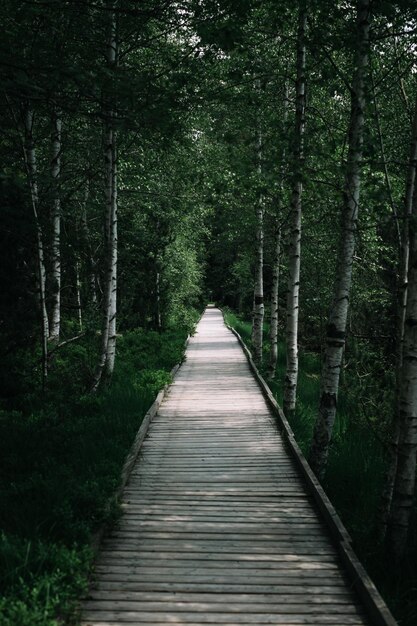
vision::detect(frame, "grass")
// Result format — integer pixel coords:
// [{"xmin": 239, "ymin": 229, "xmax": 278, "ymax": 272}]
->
[
  {"xmin": 0, "ymin": 322, "xmax": 195, "ymax": 625},
  {"xmin": 224, "ymin": 309, "xmax": 417, "ymax": 626}
]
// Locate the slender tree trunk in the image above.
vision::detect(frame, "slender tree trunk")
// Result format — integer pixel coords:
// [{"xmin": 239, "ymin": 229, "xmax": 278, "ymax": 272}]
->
[
  {"xmin": 283, "ymin": 5, "xmax": 306, "ymax": 414},
  {"xmin": 309, "ymin": 0, "xmax": 370, "ymax": 478},
  {"xmin": 75, "ymin": 260, "xmax": 83, "ymax": 332},
  {"xmin": 91, "ymin": 4, "xmax": 118, "ymax": 391},
  {"xmin": 269, "ymin": 223, "xmax": 281, "ymax": 378},
  {"xmin": 80, "ymin": 181, "xmax": 98, "ymax": 305},
  {"xmin": 386, "ymin": 186, "xmax": 417, "ymax": 561},
  {"xmin": 106, "ymin": 137, "xmax": 118, "ymax": 376},
  {"xmin": 23, "ymin": 107, "xmax": 49, "ymax": 387},
  {"xmin": 269, "ymin": 82, "xmax": 289, "ymax": 380},
  {"xmin": 251, "ymin": 102, "xmax": 264, "ymax": 362},
  {"xmin": 49, "ymin": 109, "xmax": 62, "ymax": 343},
  {"xmin": 379, "ymin": 96, "xmax": 417, "ymax": 542},
  {"xmin": 155, "ymin": 258, "xmax": 162, "ymax": 331}
]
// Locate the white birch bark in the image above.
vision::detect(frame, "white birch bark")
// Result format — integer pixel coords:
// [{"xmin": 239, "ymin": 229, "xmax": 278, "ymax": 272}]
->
[
  {"xmin": 387, "ymin": 182, "xmax": 417, "ymax": 560},
  {"xmin": 75, "ymin": 260, "xmax": 83, "ymax": 332},
  {"xmin": 309, "ymin": 0, "xmax": 370, "ymax": 477},
  {"xmin": 92, "ymin": 3, "xmax": 118, "ymax": 390},
  {"xmin": 269, "ymin": 82, "xmax": 289, "ymax": 380},
  {"xmin": 23, "ymin": 107, "xmax": 49, "ymax": 386},
  {"xmin": 49, "ymin": 109, "xmax": 62, "ymax": 343},
  {"xmin": 106, "ymin": 136, "xmax": 118, "ymax": 376},
  {"xmin": 283, "ymin": 6, "xmax": 306, "ymax": 414},
  {"xmin": 380, "ymin": 96, "xmax": 417, "ymax": 542},
  {"xmin": 269, "ymin": 223, "xmax": 281, "ymax": 378},
  {"xmin": 155, "ymin": 262, "xmax": 162, "ymax": 331},
  {"xmin": 251, "ymin": 115, "xmax": 264, "ymax": 363},
  {"xmin": 80, "ymin": 180, "xmax": 98, "ymax": 305}
]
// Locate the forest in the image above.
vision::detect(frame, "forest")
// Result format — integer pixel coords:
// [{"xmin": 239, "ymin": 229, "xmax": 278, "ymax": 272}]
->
[{"xmin": 0, "ymin": 0, "xmax": 417, "ymax": 624}]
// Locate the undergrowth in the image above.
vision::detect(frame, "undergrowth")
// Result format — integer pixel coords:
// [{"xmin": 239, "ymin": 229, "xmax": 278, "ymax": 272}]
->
[
  {"xmin": 224, "ymin": 308, "xmax": 417, "ymax": 626},
  {"xmin": 0, "ymin": 320, "xmax": 196, "ymax": 626}
]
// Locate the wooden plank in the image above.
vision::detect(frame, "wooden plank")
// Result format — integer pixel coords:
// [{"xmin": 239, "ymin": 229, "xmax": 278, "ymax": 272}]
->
[
  {"xmin": 117, "ymin": 517, "xmax": 322, "ymax": 527},
  {"xmin": 81, "ymin": 621, "xmax": 365, "ymax": 626},
  {"xmin": 121, "ymin": 501, "xmax": 316, "ymax": 510},
  {"xmin": 110, "ymin": 529, "xmax": 326, "ymax": 540},
  {"xmin": 86, "ymin": 591, "xmax": 354, "ymax": 603},
  {"xmin": 125, "ymin": 480, "xmax": 303, "ymax": 490},
  {"xmin": 80, "ymin": 610, "xmax": 367, "ymax": 624},
  {"xmin": 122, "ymin": 496, "xmax": 314, "ymax": 504},
  {"xmin": 82, "ymin": 600, "xmax": 363, "ymax": 614},
  {"xmin": 93, "ymin": 566, "xmax": 346, "ymax": 579},
  {"xmin": 100, "ymin": 542, "xmax": 335, "ymax": 554},
  {"xmin": 95, "ymin": 557, "xmax": 340, "ymax": 571},
  {"xmin": 91, "ymin": 578, "xmax": 352, "ymax": 602},
  {"xmin": 97, "ymin": 551, "xmax": 339, "ymax": 563},
  {"xmin": 119, "ymin": 509, "xmax": 317, "ymax": 518}
]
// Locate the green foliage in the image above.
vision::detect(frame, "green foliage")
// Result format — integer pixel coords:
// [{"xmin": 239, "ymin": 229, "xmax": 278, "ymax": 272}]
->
[
  {"xmin": 0, "ymin": 324, "xmax": 190, "ymax": 625},
  {"xmin": 0, "ymin": 536, "xmax": 90, "ymax": 626},
  {"xmin": 223, "ymin": 309, "xmax": 253, "ymax": 344}
]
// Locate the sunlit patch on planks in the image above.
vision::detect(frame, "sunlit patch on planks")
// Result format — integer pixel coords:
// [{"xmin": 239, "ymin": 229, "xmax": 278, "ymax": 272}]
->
[{"xmin": 81, "ymin": 308, "xmax": 382, "ymax": 626}]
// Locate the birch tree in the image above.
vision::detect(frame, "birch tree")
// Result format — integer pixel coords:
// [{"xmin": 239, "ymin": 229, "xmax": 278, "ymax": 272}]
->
[
  {"xmin": 378, "ymin": 95, "xmax": 417, "ymax": 540},
  {"xmin": 386, "ymin": 177, "xmax": 417, "ymax": 561},
  {"xmin": 251, "ymin": 87, "xmax": 264, "ymax": 363},
  {"xmin": 269, "ymin": 222, "xmax": 282, "ymax": 377},
  {"xmin": 269, "ymin": 82, "xmax": 289, "ymax": 379},
  {"xmin": 49, "ymin": 109, "xmax": 62, "ymax": 343},
  {"xmin": 92, "ymin": 3, "xmax": 118, "ymax": 390},
  {"xmin": 80, "ymin": 180, "xmax": 98, "ymax": 306},
  {"xmin": 106, "ymin": 136, "xmax": 118, "ymax": 376},
  {"xmin": 23, "ymin": 106, "xmax": 49, "ymax": 386},
  {"xmin": 309, "ymin": 0, "xmax": 371, "ymax": 477},
  {"xmin": 283, "ymin": 4, "xmax": 306, "ymax": 414}
]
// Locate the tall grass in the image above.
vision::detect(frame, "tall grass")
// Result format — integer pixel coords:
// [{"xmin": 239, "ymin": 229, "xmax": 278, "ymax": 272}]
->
[{"xmin": 224, "ymin": 309, "xmax": 417, "ymax": 626}]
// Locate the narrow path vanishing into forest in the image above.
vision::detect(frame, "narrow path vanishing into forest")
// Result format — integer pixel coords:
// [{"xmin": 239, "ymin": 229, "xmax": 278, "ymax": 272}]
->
[{"xmin": 81, "ymin": 307, "xmax": 394, "ymax": 626}]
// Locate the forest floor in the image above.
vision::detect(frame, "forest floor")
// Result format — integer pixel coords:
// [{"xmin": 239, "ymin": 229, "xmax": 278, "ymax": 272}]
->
[
  {"xmin": 0, "ymin": 318, "xmax": 197, "ymax": 626},
  {"xmin": 224, "ymin": 309, "xmax": 417, "ymax": 626}
]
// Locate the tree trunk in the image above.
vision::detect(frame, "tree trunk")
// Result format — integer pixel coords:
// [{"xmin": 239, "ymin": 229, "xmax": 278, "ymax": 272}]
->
[
  {"xmin": 23, "ymin": 106, "xmax": 49, "ymax": 387},
  {"xmin": 80, "ymin": 181, "xmax": 98, "ymax": 306},
  {"xmin": 105, "ymin": 137, "xmax": 118, "ymax": 377},
  {"xmin": 269, "ymin": 223, "xmax": 281, "ymax": 378},
  {"xmin": 283, "ymin": 5, "xmax": 306, "ymax": 415},
  {"xmin": 380, "ymin": 96, "xmax": 417, "ymax": 545},
  {"xmin": 155, "ymin": 259, "xmax": 162, "ymax": 331},
  {"xmin": 49, "ymin": 109, "xmax": 62, "ymax": 343},
  {"xmin": 308, "ymin": 0, "xmax": 370, "ymax": 478},
  {"xmin": 251, "ymin": 105, "xmax": 264, "ymax": 363},
  {"xmin": 386, "ymin": 188, "xmax": 417, "ymax": 561},
  {"xmin": 75, "ymin": 259, "xmax": 83, "ymax": 332},
  {"xmin": 91, "ymin": 4, "xmax": 118, "ymax": 391},
  {"xmin": 269, "ymin": 82, "xmax": 289, "ymax": 380}
]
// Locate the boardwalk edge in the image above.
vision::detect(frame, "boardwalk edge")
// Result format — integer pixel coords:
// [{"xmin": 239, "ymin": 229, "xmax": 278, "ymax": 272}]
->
[{"xmin": 223, "ymin": 312, "xmax": 397, "ymax": 626}]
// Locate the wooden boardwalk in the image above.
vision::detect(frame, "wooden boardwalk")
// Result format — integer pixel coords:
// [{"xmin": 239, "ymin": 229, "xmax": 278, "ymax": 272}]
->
[{"xmin": 81, "ymin": 307, "xmax": 391, "ymax": 626}]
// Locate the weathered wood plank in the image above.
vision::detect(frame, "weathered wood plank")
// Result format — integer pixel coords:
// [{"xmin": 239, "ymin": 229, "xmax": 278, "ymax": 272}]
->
[
  {"xmin": 85, "ymin": 591, "xmax": 354, "ymax": 603},
  {"xmin": 82, "ymin": 600, "xmax": 363, "ymax": 614},
  {"xmin": 92, "ymin": 578, "xmax": 352, "ymax": 602},
  {"xmin": 81, "ymin": 609, "xmax": 367, "ymax": 624},
  {"xmin": 100, "ymin": 542, "xmax": 335, "ymax": 554}
]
